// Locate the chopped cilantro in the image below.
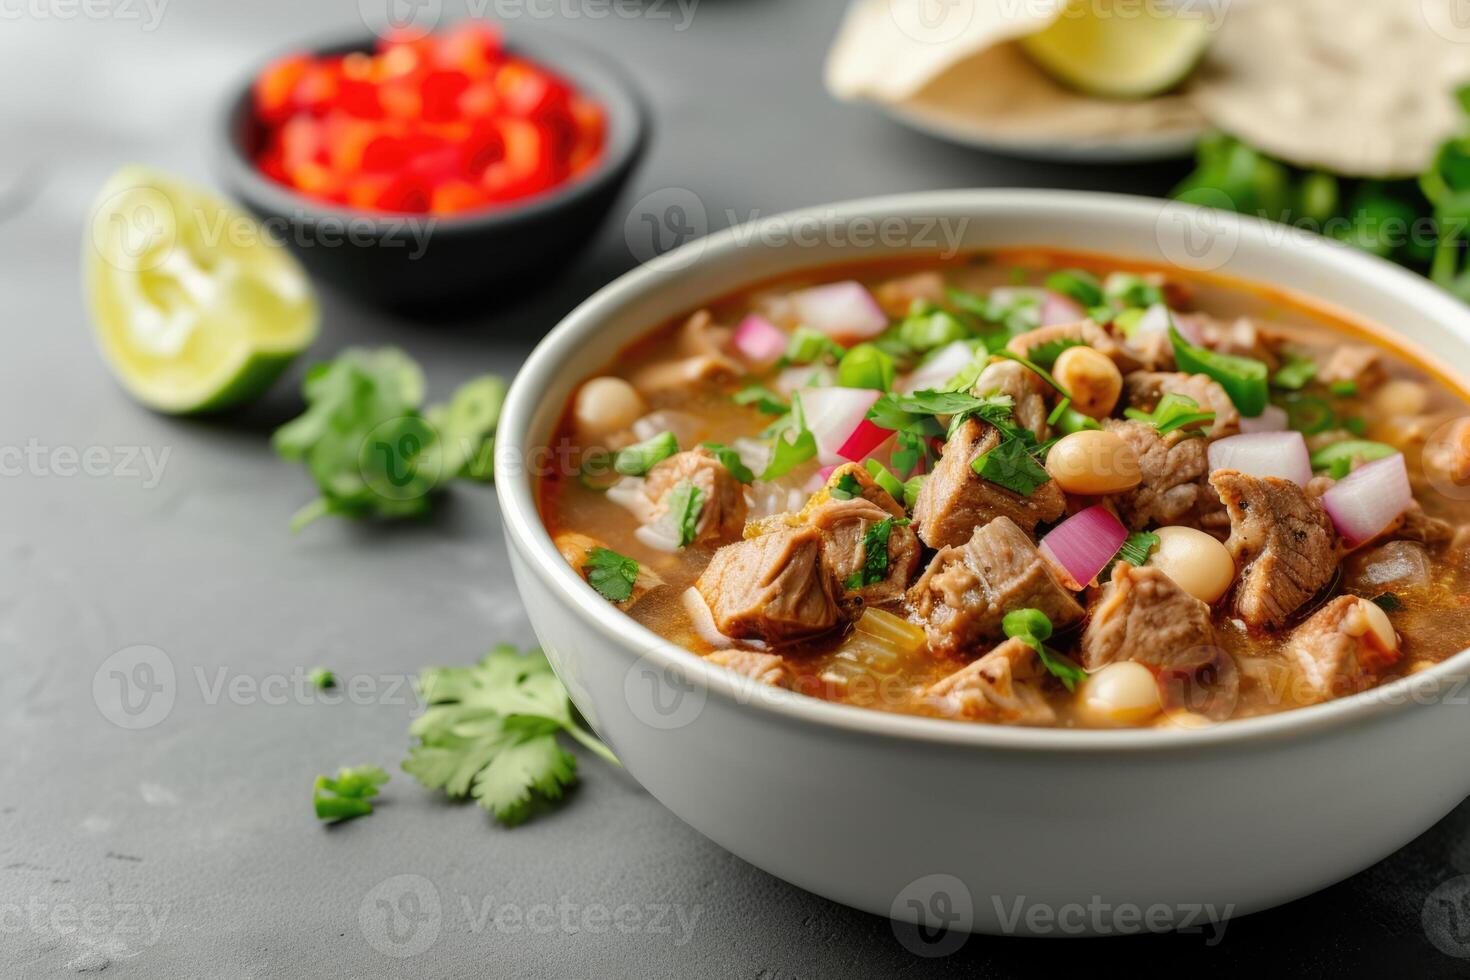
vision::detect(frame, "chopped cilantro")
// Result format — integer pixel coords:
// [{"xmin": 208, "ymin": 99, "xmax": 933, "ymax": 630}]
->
[
  {"xmin": 733, "ymin": 385, "xmax": 789, "ymax": 415},
  {"xmin": 1021, "ymin": 336, "xmax": 1084, "ymax": 371},
  {"xmin": 1124, "ymin": 392, "xmax": 1216, "ymax": 436},
  {"xmin": 1309, "ymin": 439, "xmax": 1397, "ymax": 479},
  {"xmin": 614, "ymin": 431, "xmax": 679, "ymax": 476},
  {"xmin": 1104, "ymin": 531, "xmax": 1160, "ymax": 579},
  {"xmin": 1103, "ymin": 272, "xmax": 1165, "ymax": 310},
  {"xmin": 308, "ymin": 667, "xmax": 336, "ymax": 690},
  {"xmin": 1329, "ymin": 380, "xmax": 1360, "ymax": 398},
  {"xmin": 585, "ymin": 546, "xmax": 640, "ymax": 602},
  {"xmin": 973, "ymin": 436, "xmax": 1051, "ymax": 497},
  {"xmin": 1272, "ymin": 353, "xmax": 1319, "ymax": 391},
  {"xmin": 785, "ymin": 326, "xmax": 845, "ymax": 364},
  {"xmin": 898, "ymin": 305, "xmax": 970, "ymax": 352},
  {"xmin": 402, "ymin": 646, "xmax": 618, "ymax": 826},
  {"xmin": 761, "ymin": 393, "xmax": 818, "ymax": 480},
  {"xmin": 314, "ymin": 765, "xmax": 389, "ymax": 823},
  {"xmin": 828, "ymin": 471, "xmax": 864, "ymax": 500},
  {"xmin": 699, "ymin": 442, "xmax": 755, "ymax": 484},
  {"xmin": 1002, "ymin": 609, "xmax": 1086, "ymax": 692},
  {"xmin": 842, "ymin": 517, "xmax": 897, "ymax": 590},
  {"xmin": 992, "ymin": 349, "xmax": 1072, "ymax": 399},
  {"xmin": 667, "ymin": 481, "xmax": 705, "ymax": 548},
  {"xmin": 1044, "ymin": 269, "xmax": 1104, "ymax": 308}
]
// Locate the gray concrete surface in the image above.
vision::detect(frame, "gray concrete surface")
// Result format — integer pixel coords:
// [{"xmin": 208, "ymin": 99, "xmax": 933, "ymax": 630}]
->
[{"xmin": 4, "ymin": 1, "xmax": 1470, "ymax": 976}]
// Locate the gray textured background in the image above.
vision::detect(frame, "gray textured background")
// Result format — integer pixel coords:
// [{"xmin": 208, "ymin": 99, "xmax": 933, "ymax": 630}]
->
[{"xmin": 5, "ymin": 0, "xmax": 1470, "ymax": 976}]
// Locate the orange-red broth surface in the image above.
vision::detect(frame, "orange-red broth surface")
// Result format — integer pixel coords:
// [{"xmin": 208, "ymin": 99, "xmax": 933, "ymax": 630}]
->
[{"xmin": 538, "ymin": 253, "xmax": 1470, "ymax": 729}]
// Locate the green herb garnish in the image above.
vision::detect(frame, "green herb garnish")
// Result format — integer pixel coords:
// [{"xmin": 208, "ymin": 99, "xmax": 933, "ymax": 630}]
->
[
  {"xmin": 699, "ymin": 442, "xmax": 755, "ymax": 484},
  {"xmin": 1169, "ymin": 324, "xmax": 1269, "ymax": 417},
  {"xmin": 1309, "ymin": 439, "xmax": 1397, "ymax": 479},
  {"xmin": 761, "ymin": 393, "xmax": 818, "ymax": 480},
  {"xmin": 314, "ymin": 765, "xmax": 390, "ymax": 823},
  {"xmin": 402, "ymin": 646, "xmax": 617, "ymax": 826},
  {"xmin": 973, "ymin": 436, "xmax": 1052, "ymax": 497},
  {"xmin": 1002, "ymin": 609, "xmax": 1085, "ymax": 692},
  {"xmin": 842, "ymin": 517, "xmax": 897, "ymax": 590},
  {"xmin": 1103, "ymin": 531, "xmax": 1161, "ymax": 580},
  {"xmin": 733, "ymin": 385, "xmax": 789, "ymax": 415},
  {"xmin": 1102, "ymin": 272, "xmax": 1164, "ymax": 310},
  {"xmin": 614, "ymin": 431, "xmax": 679, "ymax": 476},
  {"xmin": 828, "ymin": 471, "xmax": 864, "ymax": 500},
  {"xmin": 585, "ymin": 546, "xmax": 640, "ymax": 602},
  {"xmin": 897, "ymin": 305, "xmax": 970, "ymax": 352},
  {"xmin": 1124, "ymin": 392, "xmax": 1216, "ymax": 437},
  {"xmin": 1329, "ymin": 380, "xmax": 1359, "ymax": 398},
  {"xmin": 1044, "ymin": 269, "xmax": 1104, "ymax": 307},
  {"xmin": 1371, "ymin": 592, "xmax": 1404, "ymax": 612},
  {"xmin": 667, "ymin": 481, "xmax": 705, "ymax": 548},
  {"xmin": 1282, "ymin": 392, "xmax": 1337, "ymax": 435},
  {"xmin": 785, "ymin": 326, "xmax": 845, "ymax": 365},
  {"xmin": 864, "ymin": 459, "xmax": 907, "ymax": 503},
  {"xmin": 1271, "ymin": 353, "xmax": 1319, "ymax": 391},
  {"xmin": 272, "ymin": 348, "xmax": 504, "ymax": 531},
  {"xmin": 309, "ymin": 668, "xmax": 336, "ymax": 690}
]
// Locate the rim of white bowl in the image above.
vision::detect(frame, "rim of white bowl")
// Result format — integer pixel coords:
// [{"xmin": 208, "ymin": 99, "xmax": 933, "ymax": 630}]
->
[{"xmin": 496, "ymin": 188, "xmax": 1470, "ymax": 755}]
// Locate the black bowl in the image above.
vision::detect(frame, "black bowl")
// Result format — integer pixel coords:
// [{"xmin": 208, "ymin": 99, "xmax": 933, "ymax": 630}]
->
[{"xmin": 215, "ymin": 27, "xmax": 647, "ymax": 314}]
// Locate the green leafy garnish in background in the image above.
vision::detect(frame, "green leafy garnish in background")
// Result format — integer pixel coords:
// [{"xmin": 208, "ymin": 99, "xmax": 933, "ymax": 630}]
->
[
  {"xmin": 1124, "ymin": 392, "xmax": 1216, "ymax": 437},
  {"xmin": 272, "ymin": 347, "xmax": 504, "ymax": 531},
  {"xmin": 614, "ymin": 431, "xmax": 679, "ymax": 476},
  {"xmin": 699, "ymin": 442, "xmax": 755, "ymax": 484},
  {"xmin": 402, "ymin": 646, "xmax": 617, "ymax": 826},
  {"xmin": 314, "ymin": 765, "xmax": 390, "ymax": 823},
  {"xmin": 666, "ymin": 481, "xmax": 705, "ymax": 548},
  {"xmin": 308, "ymin": 667, "xmax": 336, "ymax": 690},
  {"xmin": 1104, "ymin": 530, "xmax": 1160, "ymax": 580},
  {"xmin": 842, "ymin": 517, "xmax": 899, "ymax": 590}
]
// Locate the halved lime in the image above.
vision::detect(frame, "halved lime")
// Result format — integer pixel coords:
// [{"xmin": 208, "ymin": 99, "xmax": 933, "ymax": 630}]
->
[
  {"xmin": 1021, "ymin": 0, "xmax": 1212, "ymax": 101},
  {"xmin": 84, "ymin": 166, "xmax": 318, "ymax": 414}
]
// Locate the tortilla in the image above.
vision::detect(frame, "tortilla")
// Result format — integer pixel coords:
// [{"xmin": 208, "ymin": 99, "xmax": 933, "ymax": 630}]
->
[
  {"xmin": 825, "ymin": 0, "xmax": 1067, "ymax": 103},
  {"xmin": 1191, "ymin": 0, "xmax": 1470, "ymax": 177}
]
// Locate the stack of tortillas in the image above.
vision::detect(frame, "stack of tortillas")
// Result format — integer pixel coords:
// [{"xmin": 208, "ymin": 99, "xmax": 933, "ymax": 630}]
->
[{"xmin": 827, "ymin": 0, "xmax": 1470, "ymax": 176}]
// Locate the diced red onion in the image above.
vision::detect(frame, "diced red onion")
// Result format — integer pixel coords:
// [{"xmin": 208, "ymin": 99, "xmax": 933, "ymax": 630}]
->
[
  {"xmin": 902, "ymin": 340, "xmax": 977, "ymax": 394},
  {"xmin": 1322, "ymin": 453, "xmax": 1412, "ymax": 547},
  {"xmin": 801, "ymin": 387, "xmax": 884, "ymax": 465},
  {"xmin": 1039, "ymin": 505, "xmax": 1129, "ymax": 591},
  {"xmin": 1208, "ymin": 431, "xmax": 1312, "ymax": 486},
  {"xmin": 732, "ymin": 314, "xmax": 786, "ymax": 366},
  {"xmin": 790, "ymin": 281, "xmax": 887, "ymax": 341},
  {"xmin": 1238, "ymin": 404, "xmax": 1288, "ymax": 434},
  {"xmin": 836, "ymin": 418, "xmax": 894, "ymax": 463},
  {"xmin": 1040, "ymin": 290, "xmax": 1086, "ymax": 326}
]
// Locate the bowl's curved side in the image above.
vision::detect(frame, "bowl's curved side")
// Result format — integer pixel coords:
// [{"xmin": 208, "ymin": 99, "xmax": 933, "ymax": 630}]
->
[{"xmin": 496, "ymin": 189, "xmax": 1470, "ymax": 930}]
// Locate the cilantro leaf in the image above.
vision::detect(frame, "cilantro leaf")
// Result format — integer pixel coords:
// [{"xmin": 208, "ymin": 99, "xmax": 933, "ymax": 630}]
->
[
  {"xmin": 973, "ymin": 436, "xmax": 1051, "ymax": 497},
  {"xmin": 1002, "ymin": 609, "xmax": 1086, "ymax": 692},
  {"xmin": 828, "ymin": 471, "xmax": 864, "ymax": 500},
  {"xmin": 667, "ymin": 481, "xmax": 705, "ymax": 548},
  {"xmin": 1271, "ymin": 353, "xmax": 1319, "ymax": 391},
  {"xmin": 1044, "ymin": 269, "xmax": 1104, "ymax": 308},
  {"xmin": 585, "ymin": 547, "xmax": 640, "ymax": 603},
  {"xmin": 842, "ymin": 518, "xmax": 897, "ymax": 590},
  {"xmin": 615, "ymin": 431, "xmax": 679, "ymax": 476},
  {"xmin": 733, "ymin": 385, "xmax": 789, "ymax": 415},
  {"xmin": 273, "ymin": 347, "xmax": 504, "ymax": 531},
  {"xmin": 785, "ymin": 326, "xmax": 845, "ymax": 364},
  {"xmin": 1021, "ymin": 336, "xmax": 1084, "ymax": 371},
  {"xmin": 314, "ymin": 765, "xmax": 390, "ymax": 823},
  {"xmin": 699, "ymin": 442, "xmax": 755, "ymax": 484},
  {"xmin": 1104, "ymin": 531, "xmax": 1160, "ymax": 579},
  {"xmin": 308, "ymin": 667, "xmax": 336, "ymax": 690},
  {"xmin": 761, "ymin": 393, "xmax": 818, "ymax": 480},
  {"xmin": 402, "ymin": 646, "xmax": 618, "ymax": 827},
  {"xmin": 1123, "ymin": 392, "xmax": 1216, "ymax": 436}
]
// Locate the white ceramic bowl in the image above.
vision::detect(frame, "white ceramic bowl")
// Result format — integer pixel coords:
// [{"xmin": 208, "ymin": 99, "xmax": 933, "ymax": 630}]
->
[{"xmin": 496, "ymin": 190, "xmax": 1470, "ymax": 938}]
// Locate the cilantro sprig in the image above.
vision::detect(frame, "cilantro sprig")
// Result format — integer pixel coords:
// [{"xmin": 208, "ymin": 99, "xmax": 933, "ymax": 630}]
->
[
  {"xmin": 699, "ymin": 442, "xmax": 755, "ymax": 484},
  {"xmin": 1103, "ymin": 531, "xmax": 1160, "ymax": 580},
  {"xmin": 314, "ymin": 765, "xmax": 390, "ymax": 823},
  {"xmin": 273, "ymin": 348, "xmax": 504, "ymax": 531},
  {"xmin": 585, "ymin": 546, "xmax": 640, "ymax": 602},
  {"xmin": 842, "ymin": 517, "xmax": 901, "ymax": 590},
  {"xmin": 403, "ymin": 646, "xmax": 618, "ymax": 826},
  {"xmin": 1124, "ymin": 392, "xmax": 1216, "ymax": 437}
]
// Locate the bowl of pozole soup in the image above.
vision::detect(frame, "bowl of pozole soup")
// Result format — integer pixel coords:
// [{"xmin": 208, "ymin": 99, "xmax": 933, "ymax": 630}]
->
[{"xmin": 496, "ymin": 191, "xmax": 1470, "ymax": 933}]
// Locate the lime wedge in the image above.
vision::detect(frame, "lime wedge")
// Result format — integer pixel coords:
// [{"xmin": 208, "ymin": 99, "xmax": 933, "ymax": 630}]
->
[
  {"xmin": 1021, "ymin": 0, "xmax": 1212, "ymax": 100},
  {"xmin": 84, "ymin": 166, "xmax": 318, "ymax": 414}
]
